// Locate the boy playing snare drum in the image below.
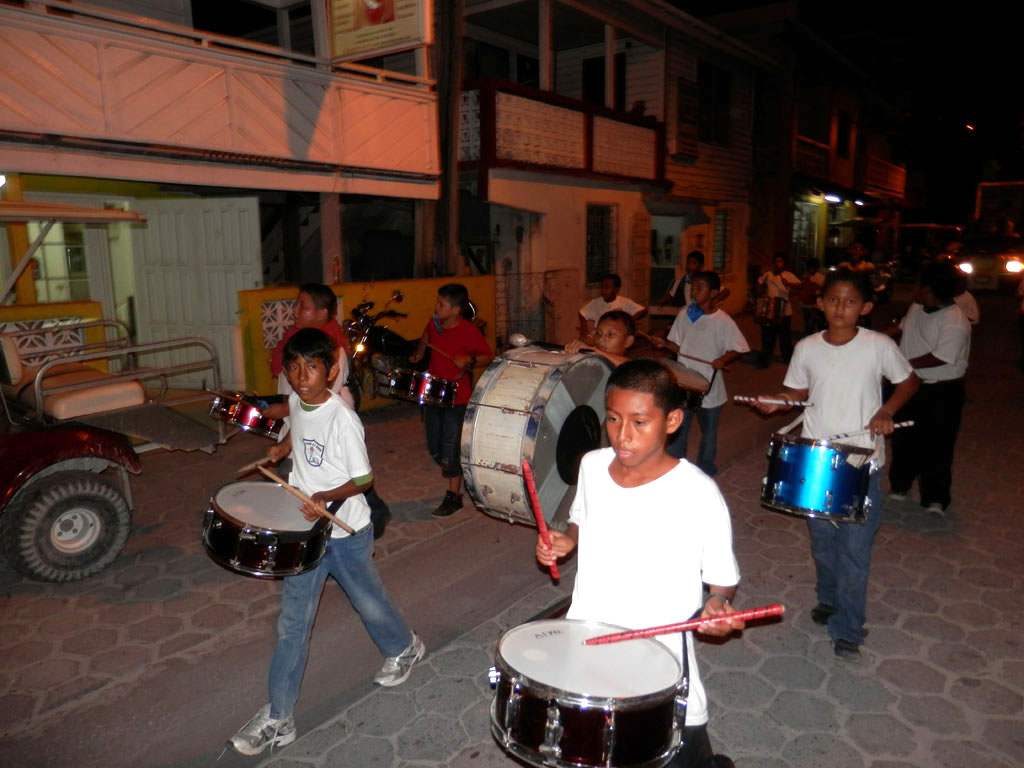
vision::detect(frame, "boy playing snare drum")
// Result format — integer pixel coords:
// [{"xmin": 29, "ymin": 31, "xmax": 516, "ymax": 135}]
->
[
  {"xmin": 754, "ymin": 268, "xmax": 918, "ymax": 659},
  {"xmin": 228, "ymin": 329, "xmax": 423, "ymax": 756},
  {"xmin": 409, "ymin": 284, "xmax": 493, "ymax": 518},
  {"xmin": 537, "ymin": 359, "xmax": 743, "ymax": 768}
]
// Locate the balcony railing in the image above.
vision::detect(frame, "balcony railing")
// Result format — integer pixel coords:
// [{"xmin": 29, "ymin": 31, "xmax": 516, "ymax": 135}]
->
[
  {"xmin": 863, "ymin": 155, "xmax": 906, "ymax": 200},
  {"xmin": 0, "ymin": 2, "xmax": 439, "ymax": 187},
  {"xmin": 793, "ymin": 136, "xmax": 830, "ymax": 180},
  {"xmin": 460, "ymin": 78, "xmax": 666, "ymax": 198}
]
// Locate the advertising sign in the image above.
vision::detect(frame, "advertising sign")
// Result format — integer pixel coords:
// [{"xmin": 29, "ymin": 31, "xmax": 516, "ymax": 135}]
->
[{"xmin": 328, "ymin": 0, "xmax": 432, "ymax": 62}]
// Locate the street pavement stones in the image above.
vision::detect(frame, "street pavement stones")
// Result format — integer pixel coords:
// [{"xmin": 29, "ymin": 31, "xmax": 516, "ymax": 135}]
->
[{"xmin": 2, "ymin": 289, "xmax": 1023, "ymax": 767}]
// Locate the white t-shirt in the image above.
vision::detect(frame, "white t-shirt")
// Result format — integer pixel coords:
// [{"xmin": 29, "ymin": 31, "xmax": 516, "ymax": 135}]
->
[
  {"xmin": 757, "ymin": 271, "xmax": 799, "ymax": 316},
  {"xmin": 286, "ymin": 391, "xmax": 372, "ymax": 537},
  {"xmin": 567, "ymin": 448, "xmax": 740, "ymax": 726},
  {"xmin": 784, "ymin": 329, "xmax": 914, "ymax": 463},
  {"xmin": 666, "ymin": 309, "xmax": 750, "ymax": 409},
  {"xmin": 579, "ymin": 295, "xmax": 644, "ymax": 330},
  {"xmin": 953, "ymin": 291, "xmax": 980, "ymax": 325},
  {"xmin": 898, "ymin": 303, "xmax": 971, "ymax": 382}
]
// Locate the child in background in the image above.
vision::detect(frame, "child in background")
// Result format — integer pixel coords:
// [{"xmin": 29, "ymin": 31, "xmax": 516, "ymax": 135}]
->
[
  {"xmin": 799, "ymin": 257, "xmax": 826, "ymax": 335},
  {"xmin": 538, "ymin": 359, "xmax": 743, "ymax": 768},
  {"xmin": 565, "ymin": 309, "xmax": 635, "ymax": 365},
  {"xmin": 755, "ymin": 268, "xmax": 918, "ymax": 659},
  {"xmin": 409, "ymin": 284, "xmax": 493, "ymax": 518},
  {"xmin": 229, "ymin": 328, "xmax": 423, "ymax": 756},
  {"xmin": 649, "ymin": 271, "xmax": 748, "ymax": 476},
  {"xmin": 578, "ymin": 273, "xmax": 647, "ymax": 340},
  {"xmin": 756, "ymin": 252, "xmax": 802, "ymax": 367}
]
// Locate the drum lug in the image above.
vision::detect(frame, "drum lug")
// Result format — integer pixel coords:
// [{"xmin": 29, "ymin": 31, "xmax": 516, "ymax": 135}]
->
[
  {"xmin": 539, "ymin": 702, "xmax": 563, "ymax": 759},
  {"xmin": 830, "ymin": 453, "xmax": 844, "ymax": 471},
  {"xmin": 487, "ymin": 667, "xmax": 500, "ymax": 686},
  {"xmin": 239, "ymin": 529, "xmax": 257, "ymax": 542},
  {"xmin": 824, "ymin": 490, "xmax": 833, "ymax": 511}
]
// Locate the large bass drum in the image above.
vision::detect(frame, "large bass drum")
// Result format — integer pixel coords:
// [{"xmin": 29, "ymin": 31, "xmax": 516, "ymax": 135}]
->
[{"xmin": 461, "ymin": 346, "xmax": 613, "ymax": 531}]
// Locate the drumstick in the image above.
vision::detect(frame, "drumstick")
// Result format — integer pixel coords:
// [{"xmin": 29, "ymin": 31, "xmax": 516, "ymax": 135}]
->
[
  {"xmin": 733, "ymin": 395, "xmax": 813, "ymax": 407},
  {"xmin": 822, "ymin": 421, "xmax": 914, "ymax": 441},
  {"xmin": 255, "ymin": 465, "xmax": 356, "ymax": 534},
  {"xmin": 426, "ymin": 343, "xmax": 458, "ymax": 363},
  {"xmin": 208, "ymin": 389, "xmax": 242, "ymax": 401},
  {"xmin": 583, "ymin": 603, "xmax": 785, "ymax": 646},
  {"xmin": 636, "ymin": 332, "xmax": 719, "ymax": 368},
  {"xmin": 521, "ymin": 460, "xmax": 559, "ymax": 581},
  {"xmin": 236, "ymin": 457, "xmax": 271, "ymax": 476}
]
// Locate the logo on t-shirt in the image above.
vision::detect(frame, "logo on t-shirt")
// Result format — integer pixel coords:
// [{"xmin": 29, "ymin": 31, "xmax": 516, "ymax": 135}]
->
[{"xmin": 303, "ymin": 439, "xmax": 325, "ymax": 467}]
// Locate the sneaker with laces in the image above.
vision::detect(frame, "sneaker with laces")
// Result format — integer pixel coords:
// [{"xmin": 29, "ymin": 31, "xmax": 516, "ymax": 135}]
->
[
  {"xmin": 374, "ymin": 633, "xmax": 426, "ymax": 686},
  {"xmin": 432, "ymin": 491, "xmax": 463, "ymax": 518},
  {"xmin": 228, "ymin": 704, "xmax": 296, "ymax": 756}
]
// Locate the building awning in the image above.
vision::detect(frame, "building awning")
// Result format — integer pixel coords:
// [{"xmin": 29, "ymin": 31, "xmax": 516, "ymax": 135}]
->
[{"xmin": 643, "ymin": 195, "xmax": 712, "ymax": 221}]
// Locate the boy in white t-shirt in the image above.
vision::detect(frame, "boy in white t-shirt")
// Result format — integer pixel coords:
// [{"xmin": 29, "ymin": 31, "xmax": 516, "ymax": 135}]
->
[
  {"xmin": 755, "ymin": 252, "xmax": 801, "ymax": 367},
  {"xmin": 650, "ymin": 271, "xmax": 749, "ymax": 476},
  {"xmin": 538, "ymin": 359, "xmax": 744, "ymax": 767},
  {"xmin": 578, "ymin": 273, "xmax": 646, "ymax": 340},
  {"xmin": 228, "ymin": 329, "xmax": 423, "ymax": 756},
  {"xmin": 754, "ymin": 269, "xmax": 918, "ymax": 659}
]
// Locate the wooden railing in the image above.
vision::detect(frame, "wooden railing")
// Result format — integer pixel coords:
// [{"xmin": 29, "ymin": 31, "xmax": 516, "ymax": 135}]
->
[
  {"xmin": 864, "ymin": 155, "xmax": 906, "ymax": 200},
  {"xmin": 460, "ymin": 78, "xmax": 666, "ymax": 199}
]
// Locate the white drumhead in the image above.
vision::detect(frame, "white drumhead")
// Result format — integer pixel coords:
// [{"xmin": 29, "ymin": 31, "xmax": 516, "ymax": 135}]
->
[
  {"xmin": 214, "ymin": 481, "xmax": 314, "ymax": 531},
  {"xmin": 499, "ymin": 620, "xmax": 681, "ymax": 699}
]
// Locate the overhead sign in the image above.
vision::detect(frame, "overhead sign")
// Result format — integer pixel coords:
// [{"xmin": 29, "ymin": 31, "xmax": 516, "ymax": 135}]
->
[{"xmin": 328, "ymin": 0, "xmax": 433, "ymax": 62}]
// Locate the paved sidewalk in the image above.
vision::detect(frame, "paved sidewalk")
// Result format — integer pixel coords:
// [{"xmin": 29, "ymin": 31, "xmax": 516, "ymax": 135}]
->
[{"xmin": 2, "ymin": 291, "xmax": 1022, "ymax": 768}]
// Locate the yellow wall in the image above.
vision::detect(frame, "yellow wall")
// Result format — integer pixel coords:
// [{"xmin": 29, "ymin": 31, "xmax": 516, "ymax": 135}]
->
[
  {"xmin": 239, "ymin": 277, "xmax": 497, "ymax": 408},
  {"xmin": 0, "ymin": 300, "xmax": 111, "ymax": 369}
]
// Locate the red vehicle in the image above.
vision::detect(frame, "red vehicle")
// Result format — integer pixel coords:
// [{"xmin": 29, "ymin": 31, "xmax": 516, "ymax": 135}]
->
[{"xmin": 0, "ymin": 424, "xmax": 140, "ymax": 582}]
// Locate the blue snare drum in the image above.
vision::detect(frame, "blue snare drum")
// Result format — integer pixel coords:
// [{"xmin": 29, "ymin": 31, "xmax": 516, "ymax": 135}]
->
[{"xmin": 761, "ymin": 433, "xmax": 876, "ymax": 523}]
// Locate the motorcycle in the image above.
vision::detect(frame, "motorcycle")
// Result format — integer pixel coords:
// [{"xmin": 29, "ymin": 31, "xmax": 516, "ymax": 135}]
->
[{"xmin": 343, "ymin": 290, "xmax": 422, "ymax": 411}]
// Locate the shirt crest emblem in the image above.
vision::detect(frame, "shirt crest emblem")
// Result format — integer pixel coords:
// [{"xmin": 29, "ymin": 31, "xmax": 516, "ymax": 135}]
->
[{"xmin": 303, "ymin": 439, "xmax": 325, "ymax": 467}]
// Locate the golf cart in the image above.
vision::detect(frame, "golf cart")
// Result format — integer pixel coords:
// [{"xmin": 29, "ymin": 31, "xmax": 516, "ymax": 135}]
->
[{"xmin": 1, "ymin": 201, "xmax": 225, "ymax": 581}]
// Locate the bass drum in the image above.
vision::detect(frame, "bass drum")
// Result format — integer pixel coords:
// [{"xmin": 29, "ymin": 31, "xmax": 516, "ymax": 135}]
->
[{"xmin": 461, "ymin": 347, "xmax": 613, "ymax": 531}]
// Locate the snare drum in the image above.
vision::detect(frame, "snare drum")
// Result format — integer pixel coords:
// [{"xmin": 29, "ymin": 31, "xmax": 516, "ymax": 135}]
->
[
  {"xmin": 202, "ymin": 481, "xmax": 330, "ymax": 577},
  {"xmin": 761, "ymin": 433, "xmax": 876, "ymax": 523},
  {"xmin": 387, "ymin": 368, "xmax": 458, "ymax": 407},
  {"xmin": 490, "ymin": 619, "xmax": 684, "ymax": 768},
  {"xmin": 664, "ymin": 361, "xmax": 710, "ymax": 411},
  {"xmin": 754, "ymin": 296, "xmax": 786, "ymax": 326},
  {"xmin": 209, "ymin": 393, "xmax": 283, "ymax": 440}
]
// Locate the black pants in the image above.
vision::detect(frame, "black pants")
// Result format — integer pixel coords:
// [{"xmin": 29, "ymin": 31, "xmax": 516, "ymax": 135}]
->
[
  {"xmin": 667, "ymin": 725, "xmax": 733, "ymax": 768},
  {"xmin": 888, "ymin": 378, "xmax": 965, "ymax": 510},
  {"xmin": 759, "ymin": 316, "xmax": 792, "ymax": 365}
]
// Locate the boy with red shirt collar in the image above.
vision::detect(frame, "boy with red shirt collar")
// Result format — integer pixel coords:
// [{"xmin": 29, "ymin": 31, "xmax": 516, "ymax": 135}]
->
[{"xmin": 409, "ymin": 284, "xmax": 493, "ymax": 517}]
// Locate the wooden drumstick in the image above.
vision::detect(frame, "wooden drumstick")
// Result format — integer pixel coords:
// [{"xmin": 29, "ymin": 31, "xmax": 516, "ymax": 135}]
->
[
  {"xmin": 637, "ymin": 332, "xmax": 718, "ymax": 368},
  {"xmin": 426, "ymin": 343, "xmax": 458, "ymax": 364},
  {"xmin": 256, "ymin": 465, "xmax": 356, "ymax": 534},
  {"xmin": 236, "ymin": 457, "xmax": 271, "ymax": 476},
  {"xmin": 733, "ymin": 395, "xmax": 813, "ymax": 407},
  {"xmin": 208, "ymin": 389, "xmax": 243, "ymax": 401},
  {"xmin": 584, "ymin": 603, "xmax": 785, "ymax": 645},
  {"xmin": 522, "ymin": 460, "xmax": 559, "ymax": 581}
]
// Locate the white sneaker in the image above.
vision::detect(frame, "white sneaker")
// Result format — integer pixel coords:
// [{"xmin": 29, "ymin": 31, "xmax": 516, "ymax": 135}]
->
[
  {"xmin": 374, "ymin": 633, "xmax": 426, "ymax": 686},
  {"xmin": 228, "ymin": 704, "xmax": 296, "ymax": 756},
  {"xmin": 927, "ymin": 502, "xmax": 946, "ymax": 518},
  {"xmin": 888, "ymin": 492, "xmax": 907, "ymax": 501}
]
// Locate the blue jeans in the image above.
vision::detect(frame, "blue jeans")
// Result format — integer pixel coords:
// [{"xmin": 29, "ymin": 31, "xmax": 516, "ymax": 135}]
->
[
  {"xmin": 268, "ymin": 525, "xmax": 412, "ymax": 718},
  {"xmin": 806, "ymin": 468, "xmax": 882, "ymax": 646},
  {"xmin": 667, "ymin": 405, "xmax": 721, "ymax": 477}
]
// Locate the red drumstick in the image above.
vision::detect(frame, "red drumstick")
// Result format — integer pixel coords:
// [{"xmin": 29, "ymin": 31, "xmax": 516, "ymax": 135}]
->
[
  {"xmin": 583, "ymin": 603, "xmax": 785, "ymax": 645},
  {"xmin": 522, "ymin": 460, "xmax": 559, "ymax": 581}
]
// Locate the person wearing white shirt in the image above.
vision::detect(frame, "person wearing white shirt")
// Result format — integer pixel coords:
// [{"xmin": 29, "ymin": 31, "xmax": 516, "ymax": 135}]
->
[
  {"xmin": 578, "ymin": 273, "xmax": 646, "ymax": 339},
  {"xmin": 756, "ymin": 253, "xmax": 802, "ymax": 367},
  {"xmin": 888, "ymin": 262, "xmax": 971, "ymax": 516}
]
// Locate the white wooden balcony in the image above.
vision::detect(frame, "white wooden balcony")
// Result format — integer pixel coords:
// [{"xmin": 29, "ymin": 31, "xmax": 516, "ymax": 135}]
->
[
  {"xmin": 459, "ymin": 78, "xmax": 666, "ymax": 199},
  {"xmin": 0, "ymin": 2, "xmax": 439, "ymax": 198}
]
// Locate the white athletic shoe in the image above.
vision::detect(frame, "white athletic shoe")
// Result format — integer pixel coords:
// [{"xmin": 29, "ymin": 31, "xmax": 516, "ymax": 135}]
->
[
  {"xmin": 374, "ymin": 633, "xmax": 426, "ymax": 686},
  {"xmin": 228, "ymin": 704, "xmax": 296, "ymax": 756}
]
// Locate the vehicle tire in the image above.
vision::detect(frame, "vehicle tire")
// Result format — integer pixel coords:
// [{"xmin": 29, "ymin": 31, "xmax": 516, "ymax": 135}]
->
[
  {"xmin": 0, "ymin": 471, "xmax": 132, "ymax": 582},
  {"xmin": 348, "ymin": 376, "xmax": 362, "ymax": 413}
]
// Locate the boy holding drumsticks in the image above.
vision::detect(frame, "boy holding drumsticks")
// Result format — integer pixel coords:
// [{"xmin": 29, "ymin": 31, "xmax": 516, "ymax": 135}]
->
[
  {"xmin": 753, "ymin": 268, "xmax": 918, "ymax": 659},
  {"xmin": 228, "ymin": 328, "xmax": 423, "ymax": 756},
  {"xmin": 538, "ymin": 359, "xmax": 743, "ymax": 767}
]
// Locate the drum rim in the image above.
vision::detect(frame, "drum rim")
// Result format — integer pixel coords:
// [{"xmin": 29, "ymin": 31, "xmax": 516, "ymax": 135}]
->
[
  {"xmin": 769, "ymin": 432, "xmax": 874, "ymax": 456},
  {"xmin": 760, "ymin": 499, "xmax": 867, "ymax": 523},
  {"xmin": 494, "ymin": 619, "xmax": 683, "ymax": 707}
]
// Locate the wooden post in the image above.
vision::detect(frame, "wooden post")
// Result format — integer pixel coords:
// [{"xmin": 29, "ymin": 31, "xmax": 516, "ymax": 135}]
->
[{"xmin": 2, "ymin": 173, "xmax": 37, "ymax": 305}]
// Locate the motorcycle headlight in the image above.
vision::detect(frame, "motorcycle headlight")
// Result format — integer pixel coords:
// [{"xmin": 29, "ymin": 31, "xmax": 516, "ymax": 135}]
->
[
  {"xmin": 957, "ymin": 262, "xmax": 973, "ymax": 275},
  {"xmin": 1005, "ymin": 260, "xmax": 1023, "ymax": 274},
  {"xmin": 356, "ymin": 342, "xmax": 366, "ymax": 353}
]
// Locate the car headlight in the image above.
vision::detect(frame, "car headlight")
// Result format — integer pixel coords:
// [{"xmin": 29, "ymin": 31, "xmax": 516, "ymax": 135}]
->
[
  {"xmin": 1005, "ymin": 260, "xmax": 1023, "ymax": 274},
  {"xmin": 957, "ymin": 262, "xmax": 974, "ymax": 274}
]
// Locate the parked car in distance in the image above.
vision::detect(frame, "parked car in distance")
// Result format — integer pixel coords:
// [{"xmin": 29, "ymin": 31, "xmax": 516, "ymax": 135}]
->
[{"xmin": 954, "ymin": 234, "xmax": 1024, "ymax": 290}]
